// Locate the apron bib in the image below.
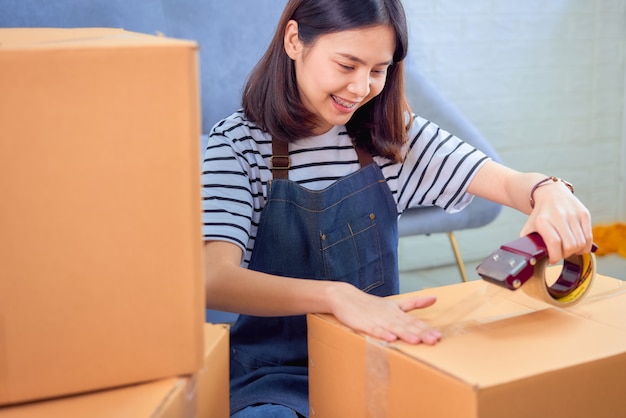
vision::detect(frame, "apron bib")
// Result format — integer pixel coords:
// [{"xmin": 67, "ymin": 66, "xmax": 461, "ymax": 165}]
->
[{"xmin": 229, "ymin": 141, "xmax": 399, "ymax": 416}]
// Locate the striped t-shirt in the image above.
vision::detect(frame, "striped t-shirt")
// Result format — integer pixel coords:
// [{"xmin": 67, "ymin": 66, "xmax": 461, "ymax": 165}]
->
[{"xmin": 202, "ymin": 110, "xmax": 489, "ymax": 267}]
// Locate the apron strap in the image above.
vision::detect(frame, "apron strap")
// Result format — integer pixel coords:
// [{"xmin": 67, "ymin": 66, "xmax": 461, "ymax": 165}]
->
[
  {"xmin": 355, "ymin": 143, "xmax": 374, "ymax": 166},
  {"xmin": 271, "ymin": 139, "xmax": 374, "ymax": 180},
  {"xmin": 270, "ymin": 139, "xmax": 291, "ymax": 180}
]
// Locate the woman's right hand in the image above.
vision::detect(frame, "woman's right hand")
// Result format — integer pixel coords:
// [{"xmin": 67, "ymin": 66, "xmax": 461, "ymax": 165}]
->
[
  {"xmin": 205, "ymin": 241, "xmax": 441, "ymax": 344},
  {"xmin": 325, "ymin": 282, "xmax": 442, "ymax": 345}
]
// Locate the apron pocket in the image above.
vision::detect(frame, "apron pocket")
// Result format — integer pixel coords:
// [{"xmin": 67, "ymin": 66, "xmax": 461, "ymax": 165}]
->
[{"xmin": 320, "ymin": 212, "xmax": 384, "ymax": 292}]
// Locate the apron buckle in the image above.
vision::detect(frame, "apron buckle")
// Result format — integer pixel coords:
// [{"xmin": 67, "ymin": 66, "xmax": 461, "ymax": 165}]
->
[{"xmin": 270, "ymin": 155, "xmax": 291, "ymax": 170}]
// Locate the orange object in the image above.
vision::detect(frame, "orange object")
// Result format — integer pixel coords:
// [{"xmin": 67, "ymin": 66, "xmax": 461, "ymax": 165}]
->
[
  {"xmin": 0, "ymin": 323, "xmax": 230, "ymax": 418},
  {"xmin": 197, "ymin": 324, "xmax": 230, "ymax": 418},
  {"xmin": 592, "ymin": 223, "xmax": 626, "ymax": 257},
  {"xmin": 0, "ymin": 28, "xmax": 204, "ymax": 406},
  {"xmin": 0, "ymin": 377, "xmax": 194, "ymax": 418},
  {"xmin": 308, "ymin": 270, "xmax": 626, "ymax": 418}
]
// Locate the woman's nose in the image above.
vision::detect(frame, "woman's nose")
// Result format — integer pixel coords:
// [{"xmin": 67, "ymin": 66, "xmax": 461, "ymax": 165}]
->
[{"xmin": 347, "ymin": 70, "xmax": 371, "ymax": 98}]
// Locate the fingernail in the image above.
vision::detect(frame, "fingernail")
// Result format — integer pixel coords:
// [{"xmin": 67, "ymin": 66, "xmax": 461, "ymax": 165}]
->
[{"xmin": 428, "ymin": 331, "xmax": 442, "ymax": 342}]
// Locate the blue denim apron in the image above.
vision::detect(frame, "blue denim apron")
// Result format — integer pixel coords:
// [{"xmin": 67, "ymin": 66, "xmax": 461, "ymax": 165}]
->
[{"xmin": 229, "ymin": 141, "xmax": 399, "ymax": 416}]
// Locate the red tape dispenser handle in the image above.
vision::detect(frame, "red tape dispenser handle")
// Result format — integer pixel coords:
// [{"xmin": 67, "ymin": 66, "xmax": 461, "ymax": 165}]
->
[{"xmin": 476, "ymin": 232, "xmax": 597, "ymax": 306}]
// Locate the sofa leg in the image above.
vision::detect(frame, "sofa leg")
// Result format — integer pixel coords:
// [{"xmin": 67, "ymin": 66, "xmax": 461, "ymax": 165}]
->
[{"xmin": 447, "ymin": 231, "xmax": 468, "ymax": 282}]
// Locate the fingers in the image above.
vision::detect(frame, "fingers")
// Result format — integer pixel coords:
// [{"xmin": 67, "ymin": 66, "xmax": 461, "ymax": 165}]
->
[
  {"xmin": 397, "ymin": 295, "xmax": 437, "ymax": 311},
  {"xmin": 381, "ymin": 297, "xmax": 441, "ymax": 345},
  {"xmin": 521, "ymin": 205, "xmax": 593, "ymax": 264},
  {"xmin": 368, "ymin": 318, "xmax": 441, "ymax": 345},
  {"xmin": 331, "ymin": 286, "xmax": 442, "ymax": 346},
  {"xmin": 573, "ymin": 208, "xmax": 594, "ymax": 254},
  {"xmin": 398, "ymin": 320, "xmax": 442, "ymax": 345}
]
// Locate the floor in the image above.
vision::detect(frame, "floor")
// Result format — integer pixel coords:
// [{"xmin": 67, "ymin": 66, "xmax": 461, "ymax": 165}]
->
[{"xmin": 400, "ymin": 253, "xmax": 626, "ymax": 293}]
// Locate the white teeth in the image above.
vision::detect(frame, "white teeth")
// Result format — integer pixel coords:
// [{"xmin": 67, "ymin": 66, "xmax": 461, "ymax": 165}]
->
[{"xmin": 332, "ymin": 95, "xmax": 357, "ymax": 109}]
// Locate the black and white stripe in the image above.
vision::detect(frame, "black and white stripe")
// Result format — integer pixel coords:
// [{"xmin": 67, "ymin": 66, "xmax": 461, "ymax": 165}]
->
[{"xmin": 201, "ymin": 111, "xmax": 488, "ymax": 267}]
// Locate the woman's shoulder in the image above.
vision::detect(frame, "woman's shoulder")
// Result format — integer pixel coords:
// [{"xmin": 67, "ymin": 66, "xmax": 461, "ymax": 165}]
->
[
  {"xmin": 406, "ymin": 113, "xmax": 437, "ymax": 137},
  {"xmin": 209, "ymin": 110, "xmax": 270, "ymax": 143}
]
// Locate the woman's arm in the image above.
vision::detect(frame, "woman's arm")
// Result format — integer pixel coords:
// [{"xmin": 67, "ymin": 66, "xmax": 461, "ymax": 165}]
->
[
  {"xmin": 467, "ymin": 160, "xmax": 593, "ymax": 263},
  {"xmin": 204, "ymin": 240, "xmax": 336, "ymax": 316},
  {"xmin": 204, "ymin": 240, "xmax": 442, "ymax": 344}
]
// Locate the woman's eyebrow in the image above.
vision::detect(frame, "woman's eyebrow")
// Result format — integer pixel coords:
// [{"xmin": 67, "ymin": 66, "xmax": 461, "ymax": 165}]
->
[{"xmin": 336, "ymin": 53, "xmax": 393, "ymax": 67}]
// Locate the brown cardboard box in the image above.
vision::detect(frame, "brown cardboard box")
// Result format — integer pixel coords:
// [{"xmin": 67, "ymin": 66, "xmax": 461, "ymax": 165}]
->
[
  {"xmin": 308, "ymin": 272, "xmax": 626, "ymax": 418},
  {"xmin": 0, "ymin": 323, "xmax": 230, "ymax": 418},
  {"xmin": 0, "ymin": 28, "xmax": 204, "ymax": 406},
  {"xmin": 0, "ymin": 377, "xmax": 196, "ymax": 418},
  {"xmin": 197, "ymin": 323, "xmax": 230, "ymax": 418}
]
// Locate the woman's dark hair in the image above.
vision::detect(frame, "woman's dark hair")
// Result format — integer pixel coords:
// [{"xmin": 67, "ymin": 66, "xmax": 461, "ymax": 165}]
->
[{"xmin": 242, "ymin": 0, "xmax": 411, "ymax": 162}]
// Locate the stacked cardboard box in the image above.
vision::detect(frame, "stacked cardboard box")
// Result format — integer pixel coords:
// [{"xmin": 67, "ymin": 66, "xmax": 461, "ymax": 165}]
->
[
  {"xmin": 0, "ymin": 28, "xmax": 228, "ymax": 416},
  {"xmin": 308, "ymin": 270, "xmax": 626, "ymax": 418},
  {"xmin": 0, "ymin": 323, "xmax": 229, "ymax": 418}
]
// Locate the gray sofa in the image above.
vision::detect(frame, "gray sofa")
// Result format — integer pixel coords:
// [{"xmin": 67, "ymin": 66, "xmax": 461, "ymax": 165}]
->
[{"xmin": 1, "ymin": 0, "xmax": 502, "ymax": 322}]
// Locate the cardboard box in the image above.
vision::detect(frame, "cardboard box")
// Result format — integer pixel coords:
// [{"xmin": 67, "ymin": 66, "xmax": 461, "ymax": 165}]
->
[
  {"xmin": 0, "ymin": 28, "xmax": 204, "ymax": 406},
  {"xmin": 0, "ymin": 323, "xmax": 230, "ymax": 418},
  {"xmin": 0, "ymin": 377, "xmax": 196, "ymax": 418},
  {"xmin": 308, "ymin": 272, "xmax": 626, "ymax": 418},
  {"xmin": 197, "ymin": 323, "xmax": 230, "ymax": 418}
]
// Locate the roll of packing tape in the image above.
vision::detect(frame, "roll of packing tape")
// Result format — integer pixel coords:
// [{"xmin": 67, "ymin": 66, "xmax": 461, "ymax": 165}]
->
[{"xmin": 476, "ymin": 233, "xmax": 597, "ymax": 307}]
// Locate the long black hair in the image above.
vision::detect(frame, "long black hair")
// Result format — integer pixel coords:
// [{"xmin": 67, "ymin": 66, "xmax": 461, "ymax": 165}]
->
[{"xmin": 243, "ymin": 0, "xmax": 411, "ymax": 162}]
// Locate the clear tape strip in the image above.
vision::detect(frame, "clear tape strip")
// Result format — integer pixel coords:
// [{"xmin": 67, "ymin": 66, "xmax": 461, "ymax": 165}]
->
[
  {"xmin": 419, "ymin": 263, "xmax": 623, "ymax": 338},
  {"xmin": 427, "ymin": 283, "xmax": 514, "ymax": 338},
  {"xmin": 365, "ymin": 336, "xmax": 390, "ymax": 418}
]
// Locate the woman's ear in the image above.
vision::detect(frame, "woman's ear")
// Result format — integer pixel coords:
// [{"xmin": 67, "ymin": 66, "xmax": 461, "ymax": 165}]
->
[{"xmin": 284, "ymin": 20, "xmax": 302, "ymax": 60}]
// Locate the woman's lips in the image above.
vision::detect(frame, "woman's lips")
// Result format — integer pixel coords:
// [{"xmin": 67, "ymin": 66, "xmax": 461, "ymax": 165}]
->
[{"xmin": 331, "ymin": 95, "xmax": 358, "ymax": 113}]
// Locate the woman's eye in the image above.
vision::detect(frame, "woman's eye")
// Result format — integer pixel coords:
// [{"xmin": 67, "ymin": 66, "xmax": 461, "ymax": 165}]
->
[{"xmin": 339, "ymin": 64, "xmax": 354, "ymax": 71}]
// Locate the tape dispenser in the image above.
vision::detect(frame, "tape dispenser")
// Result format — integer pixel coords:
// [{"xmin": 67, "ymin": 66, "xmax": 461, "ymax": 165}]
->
[{"xmin": 476, "ymin": 232, "xmax": 597, "ymax": 307}]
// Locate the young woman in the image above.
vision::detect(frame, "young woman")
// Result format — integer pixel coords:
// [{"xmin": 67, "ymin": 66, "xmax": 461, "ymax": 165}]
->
[{"xmin": 202, "ymin": 0, "xmax": 593, "ymax": 416}]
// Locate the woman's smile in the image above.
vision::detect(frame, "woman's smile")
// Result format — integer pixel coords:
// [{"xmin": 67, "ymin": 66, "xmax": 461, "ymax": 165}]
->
[{"xmin": 331, "ymin": 94, "xmax": 359, "ymax": 113}]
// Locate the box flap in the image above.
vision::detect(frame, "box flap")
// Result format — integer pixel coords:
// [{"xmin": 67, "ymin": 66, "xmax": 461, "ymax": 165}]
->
[
  {"xmin": 0, "ymin": 377, "xmax": 193, "ymax": 418},
  {"xmin": 0, "ymin": 27, "xmax": 195, "ymax": 50},
  {"xmin": 316, "ymin": 272, "xmax": 626, "ymax": 389},
  {"xmin": 387, "ymin": 273, "xmax": 626, "ymax": 387}
]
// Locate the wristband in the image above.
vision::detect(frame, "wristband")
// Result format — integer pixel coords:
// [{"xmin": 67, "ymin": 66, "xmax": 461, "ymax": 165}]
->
[{"xmin": 529, "ymin": 176, "xmax": 574, "ymax": 209}]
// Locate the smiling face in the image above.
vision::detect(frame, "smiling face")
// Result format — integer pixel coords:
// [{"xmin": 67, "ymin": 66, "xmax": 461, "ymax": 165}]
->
[{"xmin": 284, "ymin": 21, "xmax": 396, "ymax": 135}]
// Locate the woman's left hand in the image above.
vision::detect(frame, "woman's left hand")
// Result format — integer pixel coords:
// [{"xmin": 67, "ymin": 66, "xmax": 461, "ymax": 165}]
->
[
  {"xmin": 519, "ymin": 180, "xmax": 593, "ymax": 264},
  {"xmin": 468, "ymin": 162, "xmax": 594, "ymax": 265}
]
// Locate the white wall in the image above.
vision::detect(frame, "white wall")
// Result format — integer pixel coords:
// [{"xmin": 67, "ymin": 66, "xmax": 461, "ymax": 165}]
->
[
  {"xmin": 622, "ymin": 47, "xmax": 626, "ymax": 217},
  {"xmin": 399, "ymin": 0, "xmax": 626, "ymax": 271}
]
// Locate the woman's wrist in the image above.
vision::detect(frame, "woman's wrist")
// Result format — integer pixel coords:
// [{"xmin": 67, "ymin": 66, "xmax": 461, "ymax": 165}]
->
[{"xmin": 529, "ymin": 176, "xmax": 574, "ymax": 209}]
